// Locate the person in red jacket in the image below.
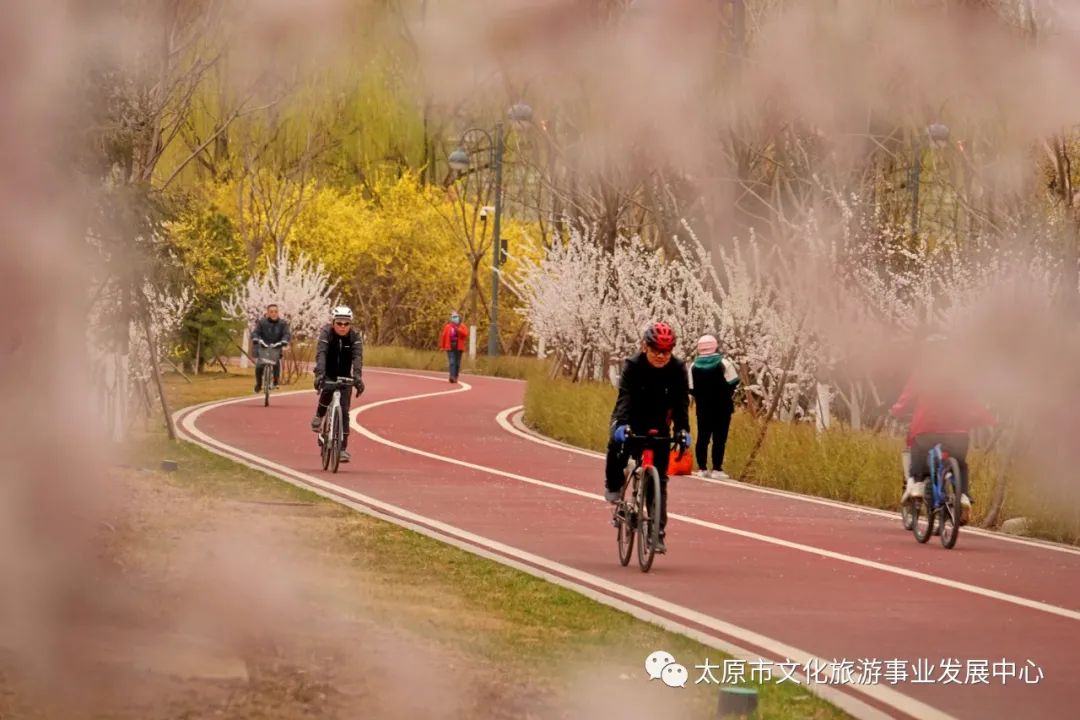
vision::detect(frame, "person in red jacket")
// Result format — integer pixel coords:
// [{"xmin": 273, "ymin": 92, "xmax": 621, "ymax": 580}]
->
[
  {"xmin": 438, "ymin": 311, "xmax": 468, "ymax": 383},
  {"xmin": 889, "ymin": 333, "xmax": 995, "ymax": 524}
]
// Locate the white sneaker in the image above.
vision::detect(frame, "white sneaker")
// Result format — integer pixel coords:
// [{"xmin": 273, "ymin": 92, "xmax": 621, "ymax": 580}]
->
[
  {"xmin": 960, "ymin": 494, "xmax": 972, "ymax": 525},
  {"xmin": 901, "ymin": 478, "xmax": 924, "ymax": 503},
  {"xmin": 701, "ymin": 470, "xmax": 713, "ymax": 479}
]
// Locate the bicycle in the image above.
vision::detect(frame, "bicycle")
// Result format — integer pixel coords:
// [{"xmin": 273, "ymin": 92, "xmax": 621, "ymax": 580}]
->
[
  {"xmin": 900, "ymin": 448, "xmax": 916, "ymax": 531},
  {"xmin": 316, "ymin": 376, "xmax": 356, "ymax": 473},
  {"xmin": 254, "ymin": 339, "xmax": 285, "ymax": 407},
  {"xmin": 611, "ymin": 430, "xmax": 684, "ymax": 573},
  {"xmin": 911, "ymin": 444, "xmax": 963, "ymax": 549}
]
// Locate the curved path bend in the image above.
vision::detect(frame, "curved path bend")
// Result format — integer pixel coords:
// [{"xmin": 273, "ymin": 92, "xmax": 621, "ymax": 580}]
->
[{"xmin": 175, "ymin": 369, "xmax": 1080, "ymax": 720}]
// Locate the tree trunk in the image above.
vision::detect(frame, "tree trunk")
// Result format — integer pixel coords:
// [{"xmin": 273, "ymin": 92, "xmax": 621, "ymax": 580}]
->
[
  {"xmin": 815, "ymin": 382, "xmax": 832, "ymax": 433},
  {"xmin": 142, "ymin": 310, "xmax": 176, "ymax": 441},
  {"xmin": 739, "ymin": 337, "xmax": 803, "ymax": 482},
  {"xmin": 573, "ymin": 349, "xmax": 590, "ymax": 383},
  {"xmin": 194, "ymin": 329, "xmax": 202, "ymax": 375},
  {"xmin": 162, "ymin": 355, "xmax": 192, "ymax": 383},
  {"xmin": 548, "ymin": 348, "xmax": 564, "ymax": 380},
  {"xmin": 137, "ymin": 378, "xmax": 154, "ymax": 429},
  {"xmin": 849, "ymin": 381, "xmax": 862, "ymax": 431},
  {"xmin": 736, "ymin": 362, "xmax": 761, "ymax": 418}
]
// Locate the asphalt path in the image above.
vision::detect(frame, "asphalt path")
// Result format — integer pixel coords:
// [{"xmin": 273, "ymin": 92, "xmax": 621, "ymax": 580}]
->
[{"xmin": 176, "ymin": 368, "xmax": 1080, "ymax": 720}]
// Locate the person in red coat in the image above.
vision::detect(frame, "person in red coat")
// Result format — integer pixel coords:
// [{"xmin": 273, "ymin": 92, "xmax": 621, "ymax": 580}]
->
[
  {"xmin": 438, "ymin": 311, "xmax": 468, "ymax": 383},
  {"xmin": 890, "ymin": 333, "xmax": 996, "ymax": 524}
]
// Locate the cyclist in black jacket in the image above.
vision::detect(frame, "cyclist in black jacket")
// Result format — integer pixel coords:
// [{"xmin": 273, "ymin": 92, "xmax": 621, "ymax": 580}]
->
[
  {"xmin": 605, "ymin": 322, "xmax": 692, "ymax": 553},
  {"xmin": 251, "ymin": 303, "xmax": 291, "ymax": 393},
  {"xmin": 311, "ymin": 306, "xmax": 365, "ymax": 462}
]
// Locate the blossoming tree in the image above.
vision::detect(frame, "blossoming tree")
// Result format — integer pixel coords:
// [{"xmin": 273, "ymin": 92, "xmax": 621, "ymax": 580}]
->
[
  {"xmin": 88, "ymin": 278, "xmax": 193, "ymax": 441},
  {"xmin": 222, "ymin": 246, "xmax": 337, "ymax": 381}
]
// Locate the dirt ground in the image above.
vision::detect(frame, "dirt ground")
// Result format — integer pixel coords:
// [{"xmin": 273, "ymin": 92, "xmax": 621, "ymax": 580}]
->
[{"xmin": 0, "ymin": 466, "xmax": 566, "ymax": 720}]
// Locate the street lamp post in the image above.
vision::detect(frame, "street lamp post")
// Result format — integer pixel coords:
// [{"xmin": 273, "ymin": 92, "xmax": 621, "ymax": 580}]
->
[
  {"xmin": 489, "ymin": 121, "xmax": 505, "ymax": 357},
  {"xmin": 447, "ymin": 103, "xmax": 532, "ymax": 357}
]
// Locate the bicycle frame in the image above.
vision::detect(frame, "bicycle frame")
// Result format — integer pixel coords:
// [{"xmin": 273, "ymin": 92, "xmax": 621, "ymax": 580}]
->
[
  {"xmin": 612, "ymin": 431, "xmax": 683, "ymax": 570},
  {"xmin": 326, "ymin": 388, "xmax": 341, "ymax": 426},
  {"xmin": 619, "ymin": 437, "xmax": 665, "ymax": 496},
  {"xmin": 640, "ymin": 445, "xmax": 657, "ymax": 470},
  {"xmin": 318, "ymin": 377, "xmax": 354, "ymax": 471},
  {"xmin": 319, "ymin": 378, "xmax": 353, "ymax": 436},
  {"xmin": 926, "ymin": 444, "xmax": 949, "ymax": 509},
  {"xmin": 910, "ymin": 441, "xmax": 963, "ymax": 548}
]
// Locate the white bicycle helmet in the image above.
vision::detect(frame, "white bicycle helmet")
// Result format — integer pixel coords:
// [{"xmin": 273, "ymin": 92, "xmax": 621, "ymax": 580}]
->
[{"xmin": 332, "ymin": 305, "xmax": 353, "ymax": 321}]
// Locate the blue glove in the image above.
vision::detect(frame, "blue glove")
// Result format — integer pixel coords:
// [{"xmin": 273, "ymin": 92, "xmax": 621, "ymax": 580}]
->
[
  {"xmin": 612, "ymin": 425, "xmax": 629, "ymax": 443},
  {"xmin": 677, "ymin": 430, "xmax": 692, "ymax": 450}
]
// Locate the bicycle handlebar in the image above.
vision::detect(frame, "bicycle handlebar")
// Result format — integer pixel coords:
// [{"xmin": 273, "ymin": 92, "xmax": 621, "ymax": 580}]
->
[
  {"xmin": 254, "ymin": 339, "xmax": 286, "ymax": 347},
  {"xmin": 621, "ymin": 432, "xmax": 689, "ymax": 466},
  {"xmin": 319, "ymin": 376, "xmax": 358, "ymax": 389},
  {"xmin": 622, "ymin": 432, "xmax": 677, "ymax": 443}
]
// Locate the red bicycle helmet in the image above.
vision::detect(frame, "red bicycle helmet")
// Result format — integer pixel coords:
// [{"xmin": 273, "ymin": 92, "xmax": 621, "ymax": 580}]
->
[{"xmin": 643, "ymin": 321, "xmax": 676, "ymax": 351}]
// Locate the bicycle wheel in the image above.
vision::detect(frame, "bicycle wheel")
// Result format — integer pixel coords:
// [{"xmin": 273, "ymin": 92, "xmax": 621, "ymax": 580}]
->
[
  {"xmin": 319, "ymin": 415, "xmax": 331, "ymax": 471},
  {"xmin": 913, "ymin": 485, "xmax": 934, "ymax": 544},
  {"xmin": 900, "ymin": 450, "xmax": 915, "ymax": 530},
  {"xmin": 940, "ymin": 459, "xmax": 962, "ymax": 549},
  {"xmin": 616, "ymin": 475, "xmax": 635, "ymax": 567},
  {"xmin": 901, "ymin": 500, "xmax": 916, "ymax": 531},
  {"xmin": 329, "ymin": 403, "xmax": 342, "ymax": 473},
  {"xmin": 263, "ymin": 364, "xmax": 271, "ymax": 407},
  {"xmin": 636, "ymin": 466, "xmax": 661, "ymax": 572}
]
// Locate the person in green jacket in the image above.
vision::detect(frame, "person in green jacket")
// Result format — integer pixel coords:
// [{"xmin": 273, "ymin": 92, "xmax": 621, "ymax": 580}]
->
[{"xmin": 690, "ymin": 334, "xmax": 740, "ymax": 479}]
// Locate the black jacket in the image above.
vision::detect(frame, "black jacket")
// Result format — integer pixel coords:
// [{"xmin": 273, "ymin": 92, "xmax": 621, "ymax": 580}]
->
[
  {"xmin": 610, "ymin": 352, "xmax": 690, "ymax": 435},
  {"xmin": 690, "ymin": 354, "xmax": 739, "ymax": 416},
  {"xmin": 252, "ymin": 317, "xmax": 291, "ymax": 345},
  {"xmin": 314, "ymin": 324, "xmax": 363, "ymax": 380}
]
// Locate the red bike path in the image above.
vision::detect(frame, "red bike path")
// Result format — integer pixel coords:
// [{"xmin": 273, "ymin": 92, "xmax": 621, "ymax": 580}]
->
[{"xmin": 176, "ymin": 368, "xmax": 1080, "ymax": 720}]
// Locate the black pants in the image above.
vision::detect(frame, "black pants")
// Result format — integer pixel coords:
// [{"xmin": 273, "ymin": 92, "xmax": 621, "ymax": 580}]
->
[
  {"xmin": 254, "ymin": 359, "xmax": 281, "ymax": 390},
  {"xmin": 695, "ymin": 410, "xmax": 733, "ymax": 472},
  {"xmin": 910, "ymin": 432, "xmax": 971, "ymax": 499},
  {"xmin": 605, "ymin": 439, "xmax": 670, "ymax": 536},
  {"xmin": 316, "ymin": 385, "xmax": 353, "ymax": 448}
]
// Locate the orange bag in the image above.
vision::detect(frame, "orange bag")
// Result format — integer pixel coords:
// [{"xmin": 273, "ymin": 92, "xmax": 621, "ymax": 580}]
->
[{"xmin": 668, "ymin": 447, "xmax": 693, "ymax": 476}]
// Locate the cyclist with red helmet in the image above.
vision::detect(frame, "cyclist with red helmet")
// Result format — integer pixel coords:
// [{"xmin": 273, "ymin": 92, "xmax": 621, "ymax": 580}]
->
[{"xmin": 605, "ymin": 321, "xmax": 692, "ymax": 554}]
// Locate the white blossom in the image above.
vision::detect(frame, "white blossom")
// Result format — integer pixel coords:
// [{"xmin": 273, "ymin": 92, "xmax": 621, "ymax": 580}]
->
[
  {"xmin": 222, "ymin": 246, "xmax": 337, "ymax": 341},
  {"xmin": 511, "ymin": 199, "xmax": 1068, "ymax": 424}
]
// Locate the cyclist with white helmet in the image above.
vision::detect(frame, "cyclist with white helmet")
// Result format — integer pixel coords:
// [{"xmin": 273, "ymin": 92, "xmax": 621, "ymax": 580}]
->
[{"xmin": 311, "ymin": 306, "xmax": 365, "ymax": 462}]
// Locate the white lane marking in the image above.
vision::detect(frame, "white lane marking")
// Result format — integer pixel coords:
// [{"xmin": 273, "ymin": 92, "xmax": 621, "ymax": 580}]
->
[
  {"xmin": 497, "ymin": 406, "xmax": 899, "ymax": 519},
  {"xmin": 496, "ymin": 405, "xmax": 1080, "ymax": 558},
  {"xmin": 351, "ymin": 390, "xmax": 1080, "ymax": 623},
  {"xmin": 368, "ymin": 366, "xmax": 524, "ymax": 383},
  {"xmin": 176, "ymin": 396, "xmax": 942, "ymax": 720},
  {"xmin": 368, "ymin": 368, "xmax": 464, "ymax": 381},
  {"xmin": 174, "ymin": 369, "xmax": 1080, "ymax": 559}
]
